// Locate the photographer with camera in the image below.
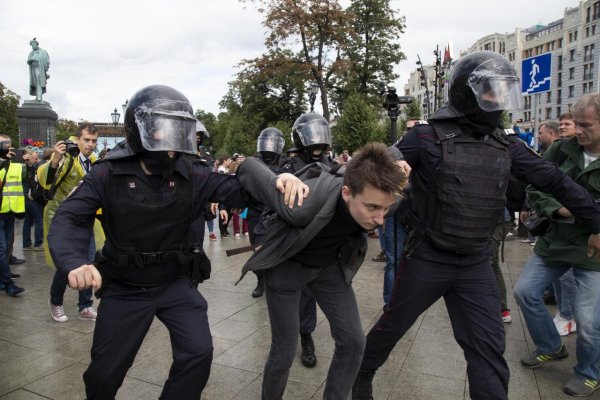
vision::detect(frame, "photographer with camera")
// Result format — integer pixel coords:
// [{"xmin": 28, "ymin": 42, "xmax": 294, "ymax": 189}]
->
[
  {"xmin": 0, "ymin": 135, "xmax": 26, "ymax": 296},
  {"xmin": 37, "ymin": 123, "xmax": 101, "ymax": 322}
]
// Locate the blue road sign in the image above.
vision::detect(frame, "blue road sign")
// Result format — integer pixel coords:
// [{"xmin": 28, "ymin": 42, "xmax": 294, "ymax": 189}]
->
[{"xmin": 522, "ymin": 53, "xmax": 552, "ymax": 95}]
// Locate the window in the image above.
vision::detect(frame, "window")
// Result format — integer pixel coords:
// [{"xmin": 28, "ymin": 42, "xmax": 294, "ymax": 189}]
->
[
  {"xmin": 584, "ymin": 43, "xmax": 595, "ymax": 61},
  {"xmin": 545, "ymin": 108, "xmax": 552, "ymax": 119},
  {"xmin": 588, "ymin": 6, "xmax": 592, "ymax": 23},
  {"xmin": 547, "ymin": 92, "xmax": 552, "ymax": 102},
  {"xmin": 558, "ymin": 55, "xmax": 563, "ymax": 70},
  {"xmin": 570, "ymin": 67, "xmax": 575, "ymax": 79},
  {"xmin": 595, "ymin": 1, "xmax": 600, "ymax": 19},
  {"xmin": 587, "ymin": 26, "xmax": 590, "ymax": 37},
  {"xmin": 558, "ymin": 72, "xmax": 563, "ymax": 87},
  {"xmin": 557, "ymin": 89, "xmax": 562, "ymax": 103},
  {"xmin": 570, "ymin": 49, "xmax": 576, "ymax": 61},
  {"xmin": 569, "ymin": 85, "xmax": 575, "ymax": 97},
  {"xmin": 557, "ymin": 106, "xmax": 562, "ymax": 116},
  {"xmin": 558, "ymin": 38, "xmax": 563, "ymax": 48},
  {"xmin": 584, "ymin": 63, "xmax": 595, "ymax": 80},
  {"xmin": 593, "ymin": 25, "xmax": 597, "ymax": 35}
]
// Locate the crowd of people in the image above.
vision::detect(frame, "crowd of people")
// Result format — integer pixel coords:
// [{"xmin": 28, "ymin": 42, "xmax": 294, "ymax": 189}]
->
[{"xmin": 1, "ymin": 50, "xmax": 600, "ymax": 400}]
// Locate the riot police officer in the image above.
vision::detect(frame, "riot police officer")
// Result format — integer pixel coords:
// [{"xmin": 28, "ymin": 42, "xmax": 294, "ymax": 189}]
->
[
  {"xmin": 247, "ymin": 127, "xmax": 286, "ymax": 298},
  {"xmin": 47, "ymin": 85, "xmax": 307, "ymax": 400},
  {"xmin": 279, "ymin": 112, "xmax": 338, "ymax": 368},
  {"xmin": 353, "ymin": 51, "xmax": 600, "ymax": 400}
]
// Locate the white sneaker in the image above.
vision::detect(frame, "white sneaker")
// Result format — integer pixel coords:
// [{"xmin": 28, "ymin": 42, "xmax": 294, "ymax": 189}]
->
[
  {"xmin": 234, "ymin": 233, "xmax": 241, "ymax": 239},
  {"xmin": 79, "ymin": 306, "xmax": 97, "ymax": 321},
  {"xmin": 48, "ymin": 300, "xmax": 68, "ymax": 322},
  {"xmin": 554, "ymin": 314, "xmax": 577, "ymax": 336}
]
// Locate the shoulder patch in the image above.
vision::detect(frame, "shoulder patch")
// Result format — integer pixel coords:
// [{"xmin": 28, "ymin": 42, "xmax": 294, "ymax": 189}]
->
[{"xmin": 503, "ymin": 128, "xmax": 515, "ymax": 135}]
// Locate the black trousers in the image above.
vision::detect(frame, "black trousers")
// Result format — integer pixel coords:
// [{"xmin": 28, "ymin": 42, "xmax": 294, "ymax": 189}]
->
[
  {"xmin": 361, "ymin": 240, "xmax": 509, "ymax": 400},
  {"xmin": 83, "ymin": 279, "xmax": 213, "ymax": 400}
]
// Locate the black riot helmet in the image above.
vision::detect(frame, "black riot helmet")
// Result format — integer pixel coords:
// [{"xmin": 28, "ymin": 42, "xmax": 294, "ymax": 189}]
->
[
  {"xmin": 448, "ymin": 51, "xmax": 522, "ymax": 116},
  {"xmin": 292, "ymin": 113, "xmax": 331, "ymax": 152},
  {"xmin": 257, "ymin": 127, "xmax": 285, "ymax": 154},
  {"xmin": 124, "ymin": 85, "xmax": 197, "ymax": 155},
  {"xmin": 196, "ymin": 120, "xmax": 210, "ymax": 148}
]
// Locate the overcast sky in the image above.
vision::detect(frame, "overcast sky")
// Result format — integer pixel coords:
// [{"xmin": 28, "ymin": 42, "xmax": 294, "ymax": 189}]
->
[{"xmin": 0, "ymin": 0, "xmax": 578, "ymax": 123}]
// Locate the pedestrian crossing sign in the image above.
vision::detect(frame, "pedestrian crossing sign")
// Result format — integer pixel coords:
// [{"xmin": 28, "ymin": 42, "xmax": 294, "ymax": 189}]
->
[{"xmin": 522, "ymin": 53, "xmax": 552, "ymax": 95}]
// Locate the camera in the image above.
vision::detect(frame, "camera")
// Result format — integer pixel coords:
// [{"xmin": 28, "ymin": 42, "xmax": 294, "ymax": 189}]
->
[
  {"xmin": 0, "ymin": 140, "xmax": 11, "ymax": 158},
  {"xmin": 64, "ymin": 140, "xmax": 80, "ymax": 157}
]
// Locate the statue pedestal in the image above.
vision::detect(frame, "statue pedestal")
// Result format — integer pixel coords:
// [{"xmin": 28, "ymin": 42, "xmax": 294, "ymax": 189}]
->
[{"xmin": 16, "ymin": 100, "xmax": 58, "ymax": 147}]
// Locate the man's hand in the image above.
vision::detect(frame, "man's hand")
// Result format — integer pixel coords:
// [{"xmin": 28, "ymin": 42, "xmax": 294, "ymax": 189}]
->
[
  {"xmin": 396, "ymin": 160, "xmax": 412, "ymax": 177},
  {"xmin": 519, "ymin": 211, "xmax": 532, "ymax": 223},
  {"xmin": 52, "ymin": 141, "xmax": 67, "ymax": 167},
  {"xmin": 276, "ymin": 173, "xmax": 310, "ymax": 208},
  {"xmin": 556, "ymin": 207, "xmax": 574, "ymax": 218},
  {"xmin": 67, "ymin": 264, "xmax": 102, "ymax": 291},
  {"xmin": 210, "ymin": 203, "xmax": 218, "ymax": 215},
  {"xmin": 588, "ymin": 233, "xmax": 600, "ymax": 260},
  {"xmin": 220, "ymin": 209, "xmax": 229, "ymax": 224}
]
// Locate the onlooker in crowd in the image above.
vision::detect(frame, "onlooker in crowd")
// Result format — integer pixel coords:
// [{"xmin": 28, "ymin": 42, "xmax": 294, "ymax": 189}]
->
[
  {"xmin": 514, "ymin": 93, "xmax": 600, "ymax": 397},
  {"xmin": 38, "ymin": 124, "xmax": 101, "ymax": 322},
  {"xmin": 238, "ymin": 142, "xmax": 407, "ymax": 399},
  {"xmin": 352, "ymin": 51, "xmax": 600, "ymax": 400},
  {"xmin": 22, "ymin": 148, "xmax": 44, "ymax": 251},
  {"xmin": 537, "ymin": 121, "xmax": 561, "ymax": 153},
  {"xmin": 0, "ymin": 135, "xmax": 26, "ymax": 296},
  {"xmin": 216, "ymin": 155, "xmax": 232, "ymax": 238},
  {"xmin": 559, "ymin": 112, "xmax": 577, "ymax": 138}
]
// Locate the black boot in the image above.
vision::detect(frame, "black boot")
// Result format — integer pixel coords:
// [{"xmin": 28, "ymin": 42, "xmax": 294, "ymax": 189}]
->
[
  {"xmin": 252, "ymin": 272, "xmax": 264, "ymax": 298},
  {"xmin": 300, "ymin": 333, "xmax": 317, "ymax": 367},
  {"xmin": 352, "ymin": 368, "xmax": 376, "ymax": 400},
  {"xmin": 252, "ymin": 277, "xmax": 264, "ymax": 298}
]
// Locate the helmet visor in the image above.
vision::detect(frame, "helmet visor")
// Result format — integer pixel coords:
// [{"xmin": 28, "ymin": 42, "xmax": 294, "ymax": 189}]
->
[
  {"xmin": 468, "ymin": 67, "xmax": 522, "ymax": 112},
  {"xmin": 134, "ymin": 100, "xmax": 197, "ymax": 154},
  {"xmin": 295, "ymin": 119, "xmax": 331, "ymax": 147},
  {"xmin": 257, "ymin": 135, "xmax": 284, "ymax": 153}
]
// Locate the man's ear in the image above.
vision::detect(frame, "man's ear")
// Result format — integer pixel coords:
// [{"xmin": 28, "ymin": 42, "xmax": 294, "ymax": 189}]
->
[{"xmin": 341, "ymin": 185, "xmax": 351, "ymax": 202}]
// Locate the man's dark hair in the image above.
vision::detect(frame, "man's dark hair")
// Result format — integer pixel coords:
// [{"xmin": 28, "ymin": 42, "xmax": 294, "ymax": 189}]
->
[
  {"xmin": 76, "ymin": 123, "xmax": 98, "ymax": 138},
  {"xmin": 343, "ymin": 142, "xmax": 406, "ymax": 196},
  {"xmin": 559, "ymin": 112, "xmax": 573, "ymax": 122}
]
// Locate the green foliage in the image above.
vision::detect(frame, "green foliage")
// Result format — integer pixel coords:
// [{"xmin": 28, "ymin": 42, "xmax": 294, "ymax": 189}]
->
[
  {"xmin": 334, "ymin": 0, "xmax": 406, "ymax": 107},
  {"xmin": 56, "ymin": 118, "xmax": 77, "ymax": 142},
  {"xmin": 332, "ymin": 93, "xmax": 386, "ymax": 152},
  {"xmin": 195, "ymin": 109, "xmax": 218, "ymax": 150},
  {"xmin": 0, "ymin": 82, "xmax": 20, "ymax": 144},
  {"xmin": 405, "ymin": 100, "xmax": 422, "ymax": 120},
  {"xmin": 500, "ymin": 111, "xmax": 511, "ymax": 129}
]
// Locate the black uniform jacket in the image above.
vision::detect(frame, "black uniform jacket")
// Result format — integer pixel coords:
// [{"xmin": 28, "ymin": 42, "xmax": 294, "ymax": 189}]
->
[
  {"xmin": 48, "ymin": 155, "xmax": 248, "ymax": 276},
  {"xmin": 400, "ymin": 124, "xmax": 600, "ymax": 235}
]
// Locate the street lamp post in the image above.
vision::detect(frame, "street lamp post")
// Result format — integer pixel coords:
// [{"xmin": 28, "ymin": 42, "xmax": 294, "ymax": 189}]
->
[
  {"xmin": 122, "ymin": 99, "xmax": 128, "ymax": 115},
  {"xmin": 308, "ymin": 82, "xmax": 319, "ymax": 112},
  {"xmin": 111, "ymin": 108, "xmax": 121, "ymax": 127},
  {"xmin": 379, "ymin": 81, "xmax": 414, "ymax": 144},
  {"xmin": 416, "ymin": 54, "xmax": 431, "ymax": 117}
]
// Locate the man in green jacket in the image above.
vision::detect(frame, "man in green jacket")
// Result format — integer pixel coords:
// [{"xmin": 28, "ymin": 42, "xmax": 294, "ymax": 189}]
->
[{"xmin": 514, "ymin": 93, "xmax": 600, "ymax": 397}]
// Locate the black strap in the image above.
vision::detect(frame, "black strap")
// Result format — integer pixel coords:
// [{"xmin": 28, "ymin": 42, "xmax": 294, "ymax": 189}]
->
[{"xmin": 46, "ymin": 156, "xmax": 75, "ymax": 200}]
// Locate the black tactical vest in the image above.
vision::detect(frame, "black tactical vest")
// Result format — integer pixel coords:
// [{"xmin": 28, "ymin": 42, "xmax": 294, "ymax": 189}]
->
[
  {"xmin": 411, "ymin": 121, "xmax": 511, "ymax": 253},
  {"xmin": 101, "ymin": 161, "xmax": 195, "ymax": 286}
]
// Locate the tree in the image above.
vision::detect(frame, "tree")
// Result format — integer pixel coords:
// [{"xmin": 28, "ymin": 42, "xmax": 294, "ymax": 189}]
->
[
  {"xmin": 243, "ymin": 0, "xmax": 352, "ymax": 121},
  {"xmin": 0, "ymin": 82, "xmax": 20, "ymax": 144},
  {"xmin": 398, "ymin": 100, "xmax": 422, "ymax": 133},
  {"xmin": 331, "ymin": 92, "xmax": 385, "ymax": 152},
  {"xmin": 335, "ymin": 0, "xmax": 406, "ymax": 104},
  {"xmin": 56, "ymin": 118, "xmax": 77, "ymax": 142}
]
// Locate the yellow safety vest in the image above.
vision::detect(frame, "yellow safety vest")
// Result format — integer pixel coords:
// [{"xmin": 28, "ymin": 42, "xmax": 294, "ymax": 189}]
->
[{"xmin": 0, "ymin": 162, "xmax": 25, "ymax": 214}]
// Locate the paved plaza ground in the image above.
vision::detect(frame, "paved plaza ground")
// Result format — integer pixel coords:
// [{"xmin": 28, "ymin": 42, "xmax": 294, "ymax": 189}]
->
[{"xmin": 0, "ymin": 222, "xmax": 597, "ymax": 399}]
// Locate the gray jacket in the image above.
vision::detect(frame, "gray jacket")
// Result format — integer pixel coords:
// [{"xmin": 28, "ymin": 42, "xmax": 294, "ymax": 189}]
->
[{"xmin": 236, "ymin": 157, "xmax": 367, "ymax": 284}]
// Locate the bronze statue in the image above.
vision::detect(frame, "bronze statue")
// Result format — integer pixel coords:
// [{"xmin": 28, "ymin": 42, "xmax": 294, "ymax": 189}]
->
[{"xmin": 27, "ymin": 38, "xmax": 50, "ymax": 101}]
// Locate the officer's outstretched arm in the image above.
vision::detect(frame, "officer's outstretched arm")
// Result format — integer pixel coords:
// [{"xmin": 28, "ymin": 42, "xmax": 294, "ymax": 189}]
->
[
  {"xmin": 588, "ymin": 233, "xmax": 600, "ymax": 260},
  {"xmin": 67, "ymin": 264, "xmax": 102, "ymax": 291}
]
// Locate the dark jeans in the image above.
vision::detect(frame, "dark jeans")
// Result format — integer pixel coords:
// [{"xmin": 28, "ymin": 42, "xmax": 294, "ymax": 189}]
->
[
  {"xmin": 83, "ymin": 279, "xmax": 213, "ymax": 400},
  {"xmin": 262, "ymin": 260, "xmax": 365, "ymax": 400},
  {"xmin": 362, "ymin": 240, "xmax": 509, "ymax": 400},
  {"xmin": 299, "ymin": 287, "xmax": 317, "ymax": 334},
  {"xmin": 0, "ymin": 214, "xmax": 15, "ymax": 284},
  {"xmin": 49, "ymin": 234, "xmax": 96, "ymax": 311},
  {"xmin": 23, "ymin": 199, "xmax": 43, "ymax": 247}
]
